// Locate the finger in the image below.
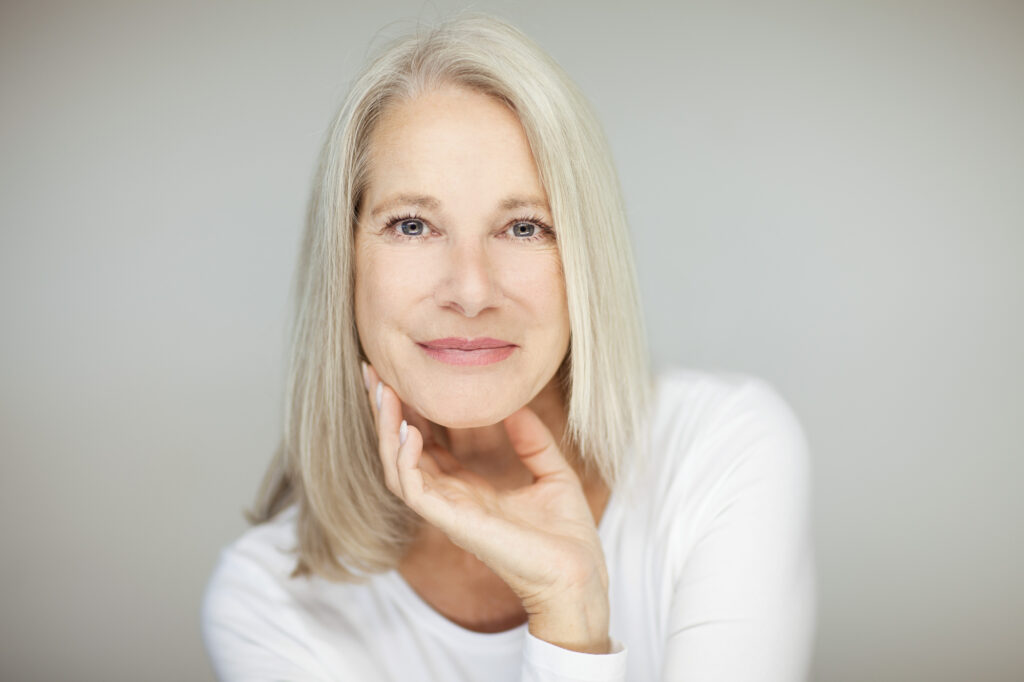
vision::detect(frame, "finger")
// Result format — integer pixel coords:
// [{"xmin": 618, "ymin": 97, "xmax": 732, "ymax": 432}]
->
[
  {"xmin": 396, "ymin": 426, "xmax": 456, "ymax": 526},
  {"xmin": 502, "ymin": 406, "xmax": 575, "ymax": 482},
  {"xmin": 362, "ymin": 363, "xmax": 395, "ymax": 492},
  {"xmin": 401, "ymin": 404, "xmax": 464, "ymax": 475},
  {"xmin": 427, "ymin": 442, "xmax": 463, "ymax": 475},
  {"xmin": 396, "ymin": 422, "xmax": 423, "ymax": 500},
  {"xmin": 362, "ymin": 362, "xmax": 381, "ymax": 424},
  {"xmin": 417, "ymin": 448, "xmax": 444, "ymax": 477},
  {"xmin": 400, "ymin": 422, "xmax": 444, "ymax": 478},
  {"xmin": 402, "ymin": 405, "xmax": 439, "ymax": 450},
  {"xmin": 374, "ymin": 373, "xmax": 406, "ymax": 498},
  {"xmin": 361, "ymin": 359, "xmax": 371, "ymax": 392}
]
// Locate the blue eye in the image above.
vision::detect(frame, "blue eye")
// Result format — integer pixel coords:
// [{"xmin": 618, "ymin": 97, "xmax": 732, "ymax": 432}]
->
[
  {"xmin": 397, "ymin": 219, "xmax": 426, "ymax": 237},
  {"xmin": 380, "ymin": 212, "xmax": 555, "ymax": 243},
  {"xmin": 510, "ymin": 221, "xmax": 536, "ymax": 238},
  {"xmin": 379, "ymin": 214, "xmax": 432, "ymax": 242}
]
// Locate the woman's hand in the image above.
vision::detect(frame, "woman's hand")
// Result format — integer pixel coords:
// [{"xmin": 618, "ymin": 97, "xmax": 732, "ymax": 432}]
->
[{"xmin": 362, "ymin": 362, "xmax": 610, "ymax": 653}]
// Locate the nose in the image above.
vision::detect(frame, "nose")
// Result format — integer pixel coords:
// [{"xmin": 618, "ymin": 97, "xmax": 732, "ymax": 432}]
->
[{"xmin": 433, "ymin": 237, "xmax": 501, "ymax": 317}]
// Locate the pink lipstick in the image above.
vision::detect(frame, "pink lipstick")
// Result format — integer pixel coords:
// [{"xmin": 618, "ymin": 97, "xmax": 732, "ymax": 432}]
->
[{"xmin": 417, "ymin": 337, "xmax": 516, "ymax": 366}]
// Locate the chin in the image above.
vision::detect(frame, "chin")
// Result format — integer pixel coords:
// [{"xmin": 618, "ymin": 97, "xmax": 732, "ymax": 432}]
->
[
  {"xmin": 418, "ymin": 405, "xmax": 509, "ymax": 429},
  {"xmin": 410, "ymin": 394, "xmax": 515, "ymax": 429}
]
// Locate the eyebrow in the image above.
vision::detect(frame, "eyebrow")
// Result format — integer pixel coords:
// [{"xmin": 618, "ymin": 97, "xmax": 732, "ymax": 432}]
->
[{"xmin": 368, "ymin": 193, "xmax": 550, "ymax": 218}]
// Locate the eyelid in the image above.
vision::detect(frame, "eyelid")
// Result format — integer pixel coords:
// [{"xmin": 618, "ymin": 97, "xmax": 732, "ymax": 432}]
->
[
  {"xmin": 380, "ymin": 212, "xmax": 555, "ymax": 241},
  {"xmin": 503, "ymin": 215, "xmax": 556, "ymax": 241},
  {"xmin": 381, "ymin": 213, "xmax": 436, "ymax": 239},
  {"xmin": 507, "ymin": 215, "xmax": 554, "ymax": 233}
]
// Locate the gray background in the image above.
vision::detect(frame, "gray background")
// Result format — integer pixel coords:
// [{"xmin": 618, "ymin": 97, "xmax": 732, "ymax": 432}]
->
[{"xmin": 1, "ymin": 1, "xmax": 1021, "ymax": 680}]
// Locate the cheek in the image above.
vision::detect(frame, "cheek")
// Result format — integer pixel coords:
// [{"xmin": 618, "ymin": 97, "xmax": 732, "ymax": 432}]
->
[
  {"xmin": 354, "ymin": 248, "xmax": 399, "ymax": 343},
  {"xmin": 515, "ymin": 255, "xmax": 568, "ymax": 327},
  {"xmin": 354, "ymin": 247, "xmax": 431, "ymax": 349}
]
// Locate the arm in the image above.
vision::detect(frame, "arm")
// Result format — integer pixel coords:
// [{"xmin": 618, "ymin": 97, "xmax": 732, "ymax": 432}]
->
[{"xmin": 661, "ymin": 379, "xmax": 816, "ymax": 681}]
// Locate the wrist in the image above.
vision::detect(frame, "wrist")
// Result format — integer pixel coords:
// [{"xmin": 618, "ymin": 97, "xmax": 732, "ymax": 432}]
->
[{"xmin": 526, "ymin": 590, "xmax": 611, "ymax": 654}]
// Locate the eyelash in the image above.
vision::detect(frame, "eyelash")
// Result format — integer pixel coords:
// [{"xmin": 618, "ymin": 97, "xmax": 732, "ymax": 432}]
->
[{"xmin": 380, "ymin": 212, "xmax": 555, "ymax": 243}]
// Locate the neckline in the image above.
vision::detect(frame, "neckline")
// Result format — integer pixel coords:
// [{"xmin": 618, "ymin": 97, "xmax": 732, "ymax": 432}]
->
[{"xmin": 379, "ymin": 481, "xmax": 621, "ymax": 649}]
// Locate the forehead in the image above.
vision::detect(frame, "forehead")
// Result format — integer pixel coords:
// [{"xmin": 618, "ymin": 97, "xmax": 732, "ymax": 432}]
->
[{"xmin": 362, "ymin": 86, "xmax": 548, "ymax": 210}]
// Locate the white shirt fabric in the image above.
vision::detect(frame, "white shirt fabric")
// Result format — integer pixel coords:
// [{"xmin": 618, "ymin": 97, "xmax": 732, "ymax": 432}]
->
[{"xmin": 201, "ymin": 367, "xmax": 816, "ymax": 681}]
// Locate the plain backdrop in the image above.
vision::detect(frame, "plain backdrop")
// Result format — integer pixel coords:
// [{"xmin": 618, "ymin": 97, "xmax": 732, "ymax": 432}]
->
[{"xmin": 1, "ymin": 1, "xmax": 1021, "ymax": 680}]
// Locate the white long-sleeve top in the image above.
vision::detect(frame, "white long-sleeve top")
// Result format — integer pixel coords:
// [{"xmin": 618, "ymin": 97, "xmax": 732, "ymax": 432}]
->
[{"xmin": 201, "ymin": 367, "xmax": 816, "ymax": 681}]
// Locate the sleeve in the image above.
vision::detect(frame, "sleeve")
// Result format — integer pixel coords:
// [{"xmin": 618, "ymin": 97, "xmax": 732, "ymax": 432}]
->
[
  {"xmin": 200, "ymin": 548, "xmax": 350, "ymax": 682},
  {"xmin": 520, "ymin": 631, "xmax": 628, "ymax": 682},
  {"xmin": 661, "ymin": 378, "xmax": 817, "ymax": 681}
]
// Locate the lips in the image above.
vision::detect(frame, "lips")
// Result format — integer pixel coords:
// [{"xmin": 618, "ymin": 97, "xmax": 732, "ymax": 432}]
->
[
  {"xmin": 416, "ymin": 337, "xmax": 517, "ymax": 366},
  {"xmin": 419, "ymin": 337, "xmax": 515, "ymax": 350}
]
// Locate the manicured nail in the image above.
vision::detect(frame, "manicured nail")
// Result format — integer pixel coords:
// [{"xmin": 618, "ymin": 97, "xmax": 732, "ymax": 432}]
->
[
  {"xmin": 399, "ymin": 420, "xmax": 408, "ymax": 445},
  {"xmin": 361, "ymin": 361, "xmax": 369, "ymax": 390},
  {"xmin": 375, "ymin": 382, "xmax": 383, "ymax": 410}
]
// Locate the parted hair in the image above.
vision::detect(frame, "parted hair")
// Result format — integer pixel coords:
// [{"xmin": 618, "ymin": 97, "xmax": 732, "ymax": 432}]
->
[{"xmin": 246, "ymin": 10, "xmax": 652, "ymax": 582}]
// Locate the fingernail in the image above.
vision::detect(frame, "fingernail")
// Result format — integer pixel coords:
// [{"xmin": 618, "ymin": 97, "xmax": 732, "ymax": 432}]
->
[
  {"xmin": 361, "ymin": 361, "xmax": 369, "ymax": 390},
  {"xmin": 375, "ymin": 382, "xmax": 383, "ymax": 410},
  {"xmin": 399, "ymin": 419, "xmax": 408, "ymax": 445}
]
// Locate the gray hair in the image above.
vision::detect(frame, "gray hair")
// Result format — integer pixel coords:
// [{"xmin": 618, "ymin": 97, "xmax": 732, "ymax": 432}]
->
[{"xmin": 248, "ymin": 10, "xmax": 652, "ymax": 582}]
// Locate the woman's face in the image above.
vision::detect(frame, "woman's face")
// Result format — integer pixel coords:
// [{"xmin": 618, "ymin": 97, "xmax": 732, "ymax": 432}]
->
[{"xmin": 354, "ymin": 84, "xmax": 570, "ymax": 428}]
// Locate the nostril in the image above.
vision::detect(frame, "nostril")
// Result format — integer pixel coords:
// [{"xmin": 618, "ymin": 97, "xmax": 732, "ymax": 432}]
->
[{"xmin": 434, "ymin": 246, "xmax": 500, "ymax": 317}]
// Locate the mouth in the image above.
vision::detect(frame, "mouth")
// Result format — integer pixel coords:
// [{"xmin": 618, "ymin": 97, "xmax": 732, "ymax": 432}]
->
[{"xmin": 416, "ymin": 337, "xmax": 517, "ymax": 366}]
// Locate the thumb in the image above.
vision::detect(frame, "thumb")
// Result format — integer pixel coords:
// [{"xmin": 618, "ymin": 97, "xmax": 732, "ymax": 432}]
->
[{"xmin": 502, "ymin": 406, "xmax": 573, "ymax": 482}]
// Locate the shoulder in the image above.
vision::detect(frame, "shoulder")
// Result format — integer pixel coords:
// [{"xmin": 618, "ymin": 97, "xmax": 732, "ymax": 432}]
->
[
  {"xmin": 200, "ymin": 505, "xmax": 313, "ymax": 667},
  {"xmin": 649, "ymin": 366, "xmax": 809, "ymax": 468},
  {"xmin": 633, "ymin": 366, "xmax": 811, "ymax": 526},
  {"xmin": 200, "ymin": 505, "xmax": 388, "ymax": 679},
  {"xmin": 203, "ymin": 504, "xmax": 302, "ymax": 600},
  {"xmin": 201, "ymin": 502, "xmax": 303, "ymax": 606},
  {"xmin": 641, "ymin": 371, "xmax": 817, "ymax": 679},
  {"xmin": 651, "ymin": 366, "xmax": 804, "ymax": 431}
]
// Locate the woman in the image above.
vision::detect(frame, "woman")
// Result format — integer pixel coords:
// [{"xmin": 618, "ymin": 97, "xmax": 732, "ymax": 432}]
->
[{"xmin": 201, "ymin": 12, "xmax": 815, "ymax": 682}]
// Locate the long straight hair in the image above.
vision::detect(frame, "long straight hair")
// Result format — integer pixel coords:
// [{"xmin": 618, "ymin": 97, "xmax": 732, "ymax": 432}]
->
[{"xmin": 247, "ymin": 11, "xmax": 652, "ymax": 582}]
